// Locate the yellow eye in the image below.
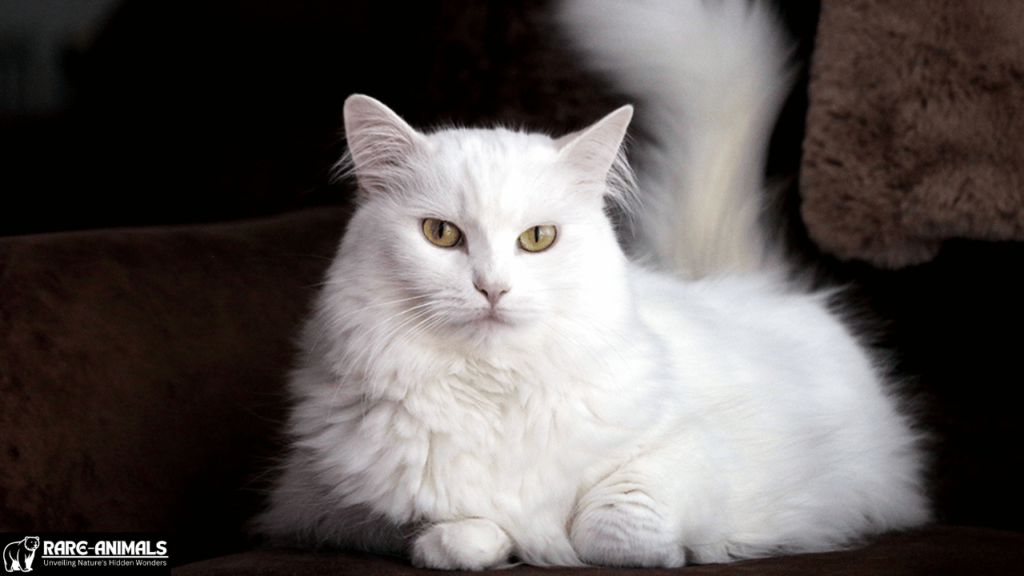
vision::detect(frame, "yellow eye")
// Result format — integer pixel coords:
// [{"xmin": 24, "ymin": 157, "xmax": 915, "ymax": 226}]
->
[
  {"xmin": 519, "ymin": 225, "xmax": 557, "ymax": 252},
  {"xmin": 423, "ymin": 218, "xmax": 462, "ymax": 248}
]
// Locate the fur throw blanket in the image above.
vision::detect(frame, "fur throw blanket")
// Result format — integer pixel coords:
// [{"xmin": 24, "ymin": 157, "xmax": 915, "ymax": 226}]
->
[{"xmin": 800, "ymin": 0, "xmax": 1024, "ymax": 268}]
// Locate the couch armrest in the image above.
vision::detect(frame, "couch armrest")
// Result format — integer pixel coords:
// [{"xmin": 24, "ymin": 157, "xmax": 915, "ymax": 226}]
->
[{"xmin": 0, "ymin": 206, "xmax": 348, "ymax": 565}]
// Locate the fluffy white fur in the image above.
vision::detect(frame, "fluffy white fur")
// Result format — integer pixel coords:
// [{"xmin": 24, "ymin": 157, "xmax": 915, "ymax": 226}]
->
[
  {"xmin": 562, "ymin": 0, "xmax": 794, "ymax": 277},
  {"xmin": 257, "ymin": 0, "xmax": 930, "ymax": 568}
]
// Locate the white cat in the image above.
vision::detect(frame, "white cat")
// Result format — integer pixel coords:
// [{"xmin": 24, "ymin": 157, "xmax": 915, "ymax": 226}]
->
[{"xmin": 257, "ymin": 0, "xmax": 930, "ymax": 569}]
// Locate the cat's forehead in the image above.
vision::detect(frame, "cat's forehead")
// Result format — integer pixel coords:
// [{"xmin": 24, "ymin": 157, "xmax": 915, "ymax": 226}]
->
[{"xmin": 417, "ymin": 128, "xmax": 575, "ymax": 222}]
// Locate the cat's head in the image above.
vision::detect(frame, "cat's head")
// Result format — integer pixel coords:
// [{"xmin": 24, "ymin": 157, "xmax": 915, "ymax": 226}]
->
[{"xmin": 334, "ymin": 95, "xmax": 635, "ymax": 352}]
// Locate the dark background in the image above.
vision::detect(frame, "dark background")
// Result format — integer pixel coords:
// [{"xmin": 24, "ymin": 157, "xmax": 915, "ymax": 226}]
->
[{"xmin": 0, "ymin": 0, "xmax": 817, "ymax": 238}]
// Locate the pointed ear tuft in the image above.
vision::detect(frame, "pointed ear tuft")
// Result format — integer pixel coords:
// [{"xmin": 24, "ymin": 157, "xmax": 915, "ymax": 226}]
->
[
  {"xmin": 555, "ymin": 105, "xmax": 633, "ymax": 185},
  {"xmin": 343, "ymin": 94, "xmax": 425, "ymax": 195}
]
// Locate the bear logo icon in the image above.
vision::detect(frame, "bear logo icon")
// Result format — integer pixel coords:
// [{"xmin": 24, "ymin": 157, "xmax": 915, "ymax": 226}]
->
[{"xmin": 3, "ymin": 537, "xmax": 39, "ymax": 573}]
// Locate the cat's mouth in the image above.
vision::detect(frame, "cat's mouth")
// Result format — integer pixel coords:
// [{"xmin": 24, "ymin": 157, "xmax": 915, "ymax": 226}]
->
[
  {"xmin": 478, "ymin": 307, "xmax": 511, "ymax": 326},
  {"xmin": 444, "ymin": 299, "xmax": 525, "ymax": 336},
  {"xmin": 464, "ymin": 303, "xmax": 515, "ymax": 330}
]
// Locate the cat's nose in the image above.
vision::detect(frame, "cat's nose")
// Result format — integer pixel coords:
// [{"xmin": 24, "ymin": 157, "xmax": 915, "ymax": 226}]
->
[{"xmin": 474, "ymin": 279, "xmax": 510, "ymax": 306}]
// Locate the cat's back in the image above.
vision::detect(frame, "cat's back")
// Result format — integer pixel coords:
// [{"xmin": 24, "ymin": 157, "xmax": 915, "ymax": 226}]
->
[
  {"xmin": 626, "ymin": 267, "xmax": 929, "ymax": 551},
  {"xmin": 629, "ymin": 266, "xmax": 898, "ymax": 440},
  {"xmin": 632, "ymin": 267, "xmax": 848, "ymax": 362}
]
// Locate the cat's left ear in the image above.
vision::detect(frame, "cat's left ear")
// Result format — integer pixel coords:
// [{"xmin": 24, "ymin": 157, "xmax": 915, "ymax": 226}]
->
[
  {"xmin": 555, "ymin": 105, "xmax": 633, "ymax": 189},
  {"xmin": 343, "ymin": 94, "xmax": 427, "ymax": 196}
]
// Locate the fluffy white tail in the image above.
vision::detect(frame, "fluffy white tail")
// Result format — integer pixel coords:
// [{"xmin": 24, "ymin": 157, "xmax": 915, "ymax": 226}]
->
[{"xmin": 558, "ymin": 0, "xmax": 793, "ymax": 277}]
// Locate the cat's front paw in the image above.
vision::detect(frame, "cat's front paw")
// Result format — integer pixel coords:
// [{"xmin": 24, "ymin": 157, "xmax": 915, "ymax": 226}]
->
[
  {"xmin": 412, "ymin": 518, "xmax": 514, "ymax": 570},
  {"xmin": 570, "ymin": 481, "xmax": 685, "ymax": 568}
]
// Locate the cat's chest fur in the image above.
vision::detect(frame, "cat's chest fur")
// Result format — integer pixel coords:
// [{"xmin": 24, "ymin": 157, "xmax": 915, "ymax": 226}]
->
[{"xmin": 306, "ymin": 340, "xmax": 655, "ymax": 527}]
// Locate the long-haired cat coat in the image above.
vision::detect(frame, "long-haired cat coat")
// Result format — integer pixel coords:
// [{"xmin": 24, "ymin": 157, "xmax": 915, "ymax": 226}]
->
[{"xmin": 257, "ymin": 0, "xmax": 930, "ymax": 568}]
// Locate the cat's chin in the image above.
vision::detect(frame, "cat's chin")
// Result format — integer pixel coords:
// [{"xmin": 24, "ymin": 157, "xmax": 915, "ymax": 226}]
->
[
  {"xmin": 448, "ymin": 308, "xmax": 527, "ymax": 348},
  {"xmin": 467, "ymin": 310, "xmax": 515, "ymax": 333}
]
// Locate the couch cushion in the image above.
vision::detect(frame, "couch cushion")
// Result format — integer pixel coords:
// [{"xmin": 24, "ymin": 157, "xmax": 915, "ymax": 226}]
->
[{"xmin": 0, "ymin": 206, "xmax": 348, "ymax": 566}]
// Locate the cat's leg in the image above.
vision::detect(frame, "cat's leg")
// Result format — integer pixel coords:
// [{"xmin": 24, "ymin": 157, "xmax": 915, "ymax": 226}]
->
[
  {"xmin": 411, "ymin": 518, "xmax": 514, "ymax": 570},
  {"xmin": 570, "ymin": 464, "xmax": 686, "ymax": 568}
]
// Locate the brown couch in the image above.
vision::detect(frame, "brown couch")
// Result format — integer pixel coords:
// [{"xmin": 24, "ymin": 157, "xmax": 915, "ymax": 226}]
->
[{"xmin": 3, "ymin": 1, "xmax": 1023, "ymax": 574}]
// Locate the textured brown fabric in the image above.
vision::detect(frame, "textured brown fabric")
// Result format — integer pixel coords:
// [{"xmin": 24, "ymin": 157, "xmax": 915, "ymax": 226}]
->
[
  {"xmin": 801, "ymin": 0, "xmax": 1024, "ymax": 268},
  {"xmin": 0, "ymin": 207, "xmax": 349, "ymax": 565},
  {"xmin": 173, "ymin": 526, "xmax": 1024, "ymax": 576}
]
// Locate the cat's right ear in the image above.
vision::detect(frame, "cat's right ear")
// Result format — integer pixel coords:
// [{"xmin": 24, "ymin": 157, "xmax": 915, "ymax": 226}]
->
[
  {"xmin": 343, "ymin": 94, "xmax": 426, "ymax": 196},
  {"xmin": 554, "ymin": 105, "xmax": 633, "ymax": 196}
]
